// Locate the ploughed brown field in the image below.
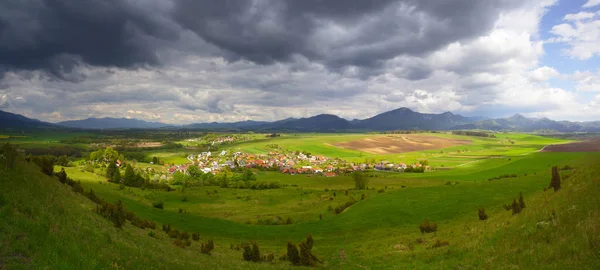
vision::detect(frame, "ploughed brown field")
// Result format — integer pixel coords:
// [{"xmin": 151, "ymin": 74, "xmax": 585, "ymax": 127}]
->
[
  {"xmin": 333, "ymin": 134, "xmax": 472, "ymax": 154},
  {"xmin": 541, "ymin": 139, "xmax": 600, "ymax": 152}
]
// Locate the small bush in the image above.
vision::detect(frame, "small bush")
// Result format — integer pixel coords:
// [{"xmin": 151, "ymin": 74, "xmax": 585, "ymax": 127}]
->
[
  {"xmin": 242, "ymin": 242, "xmax": 261, "ymax": 262},
  {"xmin": 168, "ymin": 229, "xmax": 180, "ymax": 239},
  {"xmin": 201, "ymin": 239, "xmax": 214, "ymax": 254},
  {"xmin": 148, "ymin": 230, "xmax": 157, "ymax": 238},
  {"xmin": 287, "ymin": 242, "xmax": 300, "ymax": 265},
  {"xmin": 162, "ymin": 224, "xmax": 171, "ymax": 233},
  {"xmin": 334, "ymin": 199, "xmax": 357, "ymax": 214},
  {"xmin": 431, "ymin": 239, "xmax": 449, "ymax": 248},
  {"xmin": 192, "ymin": 232, "xmax": 200, "ymax": 241},
  {"xmin": 180, "ymin": 231, "xmax": 190, "ymax": 240},
  {"xmin": 478, "ymin": 208, "xmax": 488, "ymax": 220},
  {"xmin": 419, "ymin": 219, "xmax": 437, "ymax": 234},
  {"xmin": 377, "ymin": 188, "xmax": 385, "ymax": 193},
  {"xmin": 152, "ymin": 201, "xmax": 164, "ymax": 209},
  {"xmin": 173, "ymin": 239, "xmax": 187, "ymax": 248}
]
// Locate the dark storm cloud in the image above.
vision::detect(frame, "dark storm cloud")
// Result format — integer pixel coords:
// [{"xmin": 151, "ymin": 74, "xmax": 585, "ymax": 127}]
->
[
  {"xmin": 173, "ymin": 0, "xmax": 523, "ymax": 74},
  {"xmin": 0, "ymin": 0, "xmax": 178, "ymax": 79},
  {"xmin": 0, "ymin": 0, "xmax": 525, "ymax": 81}
]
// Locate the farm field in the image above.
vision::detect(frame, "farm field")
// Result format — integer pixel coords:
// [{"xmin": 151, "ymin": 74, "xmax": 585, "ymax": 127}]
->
[{"xmin": 1, "ymin": 132, "xmax": 599, "ymax": 269}]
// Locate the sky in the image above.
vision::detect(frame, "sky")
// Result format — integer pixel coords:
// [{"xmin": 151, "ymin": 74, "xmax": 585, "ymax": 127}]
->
[{"xmin": 0, "ymin": 0, "xmax": 600, "ymax": 124}]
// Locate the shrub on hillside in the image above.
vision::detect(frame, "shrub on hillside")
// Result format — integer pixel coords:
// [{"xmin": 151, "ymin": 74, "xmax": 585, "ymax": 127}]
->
[
  {"xmin": 173, "ymin": 239, "xmax": 188, "ymax": 248},
  {"xmin": 152, "ymin": 201, "xmax": 164, "ymax": 209},
  {"xmin": 284, "ymin": 234, "xmax": 321, "ymax": 266},
  {"xmin": 201, "ymin": 239, "xmax": 214, "ymax": 255},
  {"xmin": 478, "ymin": 208, "xmax": 488, "ymax": 220},
  {"xmin": 334, "ymin": 199, "xmax": 357, "ymax": 214},
  {"xmin": 242, "ymin": 242, "xmax": 261, "ymax": 262},
  {"xmin": 419, "ymin": 219, "xmax": 437, "ymax": 234},
  {"xmin": 28, "ymin": 155, "xmax": 55, "ymax": 176},
  {"xmin": 168, "ymin": 229, "xmax": 180, "ymax": 239},
  {"xmin": 96, "ymin": 200, "xmax": 126, "ymax": 228},
  {"xmin": 162, "ymin": 224, "xmax": 171, "ymax": 233},
  {"xmin": 431, "ymin": 239, "xmax": 449, "ymax": 249},
  {"xmin": 192, "ymin": 232, "xmax": 200, "ymax": 241},
  {"xmin": 287, "ymin": 242, "xmax": 300, "ymax": 265}
]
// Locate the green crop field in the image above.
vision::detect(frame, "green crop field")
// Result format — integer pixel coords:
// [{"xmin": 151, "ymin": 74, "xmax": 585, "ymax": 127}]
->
[{"xmin": 1, "ymin": 132, "xmax": 599, "ymax": 269}]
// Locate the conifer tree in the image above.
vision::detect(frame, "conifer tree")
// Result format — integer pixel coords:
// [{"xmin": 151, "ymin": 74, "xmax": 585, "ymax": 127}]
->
[
  {"xmin": 106, "ymin": 161, "xmax": 117, "ymax": 182},
  {"xmin": 112, "ymin": 168, "xmax": 121, "ymax": 183},
  {"xmin": 124, "ymin": 164, "xmax": 135, "ymax": 186},
  {"xmin": 550, "ymin": 166, "xmax": 561, "ymax": 192},
  {"xmin": 511, "ymin": 198, "xmax": 521, "ymax": 215},
  {"xmin": 518, "ymin": 192, "xmax": 526, "ymax": 209}
]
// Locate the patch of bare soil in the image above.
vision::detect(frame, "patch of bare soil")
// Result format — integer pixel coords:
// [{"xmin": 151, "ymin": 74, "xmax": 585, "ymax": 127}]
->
[
  {"xmin": 541, "ymin": 140, "xmax": 600, "ymax": 152},
  {"xmin": 333, "ymin": 135, "xmax": 471, "ymax": 154},
  {"xmin": 135, "ymin": 142, "xmax": 163, "ymax": 148}
]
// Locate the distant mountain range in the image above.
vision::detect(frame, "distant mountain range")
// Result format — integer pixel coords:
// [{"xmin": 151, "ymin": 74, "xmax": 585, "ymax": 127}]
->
[
  {"xmin": 1, "ymin": 108, "xmax": 600, "ymax": 133},
  {"xmin": 57, "ymin": 117, "xmax": 170, "ymax": 129},
  {"xmin": 0, "ymin": 110, "xmax": 57, "ymax": 130}
]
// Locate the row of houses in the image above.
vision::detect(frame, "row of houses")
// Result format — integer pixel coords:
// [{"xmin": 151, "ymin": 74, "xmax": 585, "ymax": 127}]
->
[{"xmin": 170, "ymin": 150, "xmax": 429, "ymax": 176}]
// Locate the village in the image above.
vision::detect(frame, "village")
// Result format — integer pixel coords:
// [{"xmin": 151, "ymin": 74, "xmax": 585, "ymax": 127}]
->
[{"xmin": 166, "ymin": 148, "xmax": 430, "ymax": 177}]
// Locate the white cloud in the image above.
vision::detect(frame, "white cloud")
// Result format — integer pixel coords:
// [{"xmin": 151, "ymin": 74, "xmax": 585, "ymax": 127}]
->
[
  {"xmin": 583, "ymin": 0, "xmax": 600, "ymax": 8},
  {"xmin": 564, "ymin": 11, "xmax": 597, "ymax": 21},
  {"xmin": 529, "ymin": 66, "xmax": 560, "ymax": 82},
  {"xmin": 572, "ymin": 70, "xmax": 600, "ymax": 91},
  {"xmin": 550, "ymin": 8, "xmax": 600, "ymax": 60}
]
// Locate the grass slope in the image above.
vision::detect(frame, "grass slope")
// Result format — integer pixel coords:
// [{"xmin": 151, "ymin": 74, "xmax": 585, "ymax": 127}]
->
[{"xmin": 2, "ymin": 152, "xmax": 599, "ymax": 269}]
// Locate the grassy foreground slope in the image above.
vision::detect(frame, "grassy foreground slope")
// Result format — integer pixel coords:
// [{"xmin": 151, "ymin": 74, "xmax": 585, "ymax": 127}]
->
[
  {"xmin": 2, "ymin": 153, "xmax": 600, "ymax": 269},
  {"xmin": 0, "ymin": 159, "xmax": 280, "ymax": 270}
]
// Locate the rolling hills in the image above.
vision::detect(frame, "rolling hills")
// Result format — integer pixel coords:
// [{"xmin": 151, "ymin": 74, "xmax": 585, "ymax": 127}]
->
[{"xmin": 2, "ymin": 108, "xmax": 600, "ymax": 132}]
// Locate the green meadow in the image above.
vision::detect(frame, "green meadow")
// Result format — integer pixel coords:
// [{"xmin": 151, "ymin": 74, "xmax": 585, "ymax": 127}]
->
[{"xmin": 1, "ymin": 132, "xmax": 599, "ymax": 269}]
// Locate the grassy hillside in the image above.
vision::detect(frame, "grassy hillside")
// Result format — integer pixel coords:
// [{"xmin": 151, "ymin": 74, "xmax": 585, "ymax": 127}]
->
[
  {"xmin": 0, "ymin": 158, "xmax": 289, "ymax": 269},
  {"xmin": 2, "ymin": 149, "xmax": 599, "ymax": 268}
]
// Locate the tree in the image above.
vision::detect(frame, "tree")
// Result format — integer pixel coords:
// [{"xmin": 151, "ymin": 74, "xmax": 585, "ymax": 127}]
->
[
  {"xmin": 0, "ymin": 143, "xmax": 18, "ymax": 170},
  {"xmin": 123, "ymin": 165, "xmax": 136, "ymax": 186},
  {"xmin": 550, "ymin": 165, "xmax": 561, "ymax": 192},
  {"xmin": 352, "ymin": 171, "xmax": 369, "ymax": 190},
  {"xmin": 103, "ymin": 147, "xmax": 119, "ymax": 163},
  {"xmin": 106, "ymin": 161, "xmax": 117, "ymax": 182},
  {"xmin": 112, "ymin": 168, "xmax": 121, "ymax": 183},
  {"xmin": 419, "ymin": 160, "xmax": 429, "ymax": 166},
  {"xmin": 187, "ymin": 165, "xmax": 203, "ymax": 180},
  {"xmin": 56, "ymin": 168, "xmax": 68, "ymax": 184},
  {"xmin": 518, "ymin": 192, "xmax": 526, "ymax": 209},
  {"xmin": 89, "ymin": 149, "xmax": 105, "ymax": 162},
  {"xmin": 511, "ymin": 198, "xmax": 521, "ymax": 215},
  {"xmin": 242, "ymin": 169, "xmax": 256, "ymax": 182}
]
